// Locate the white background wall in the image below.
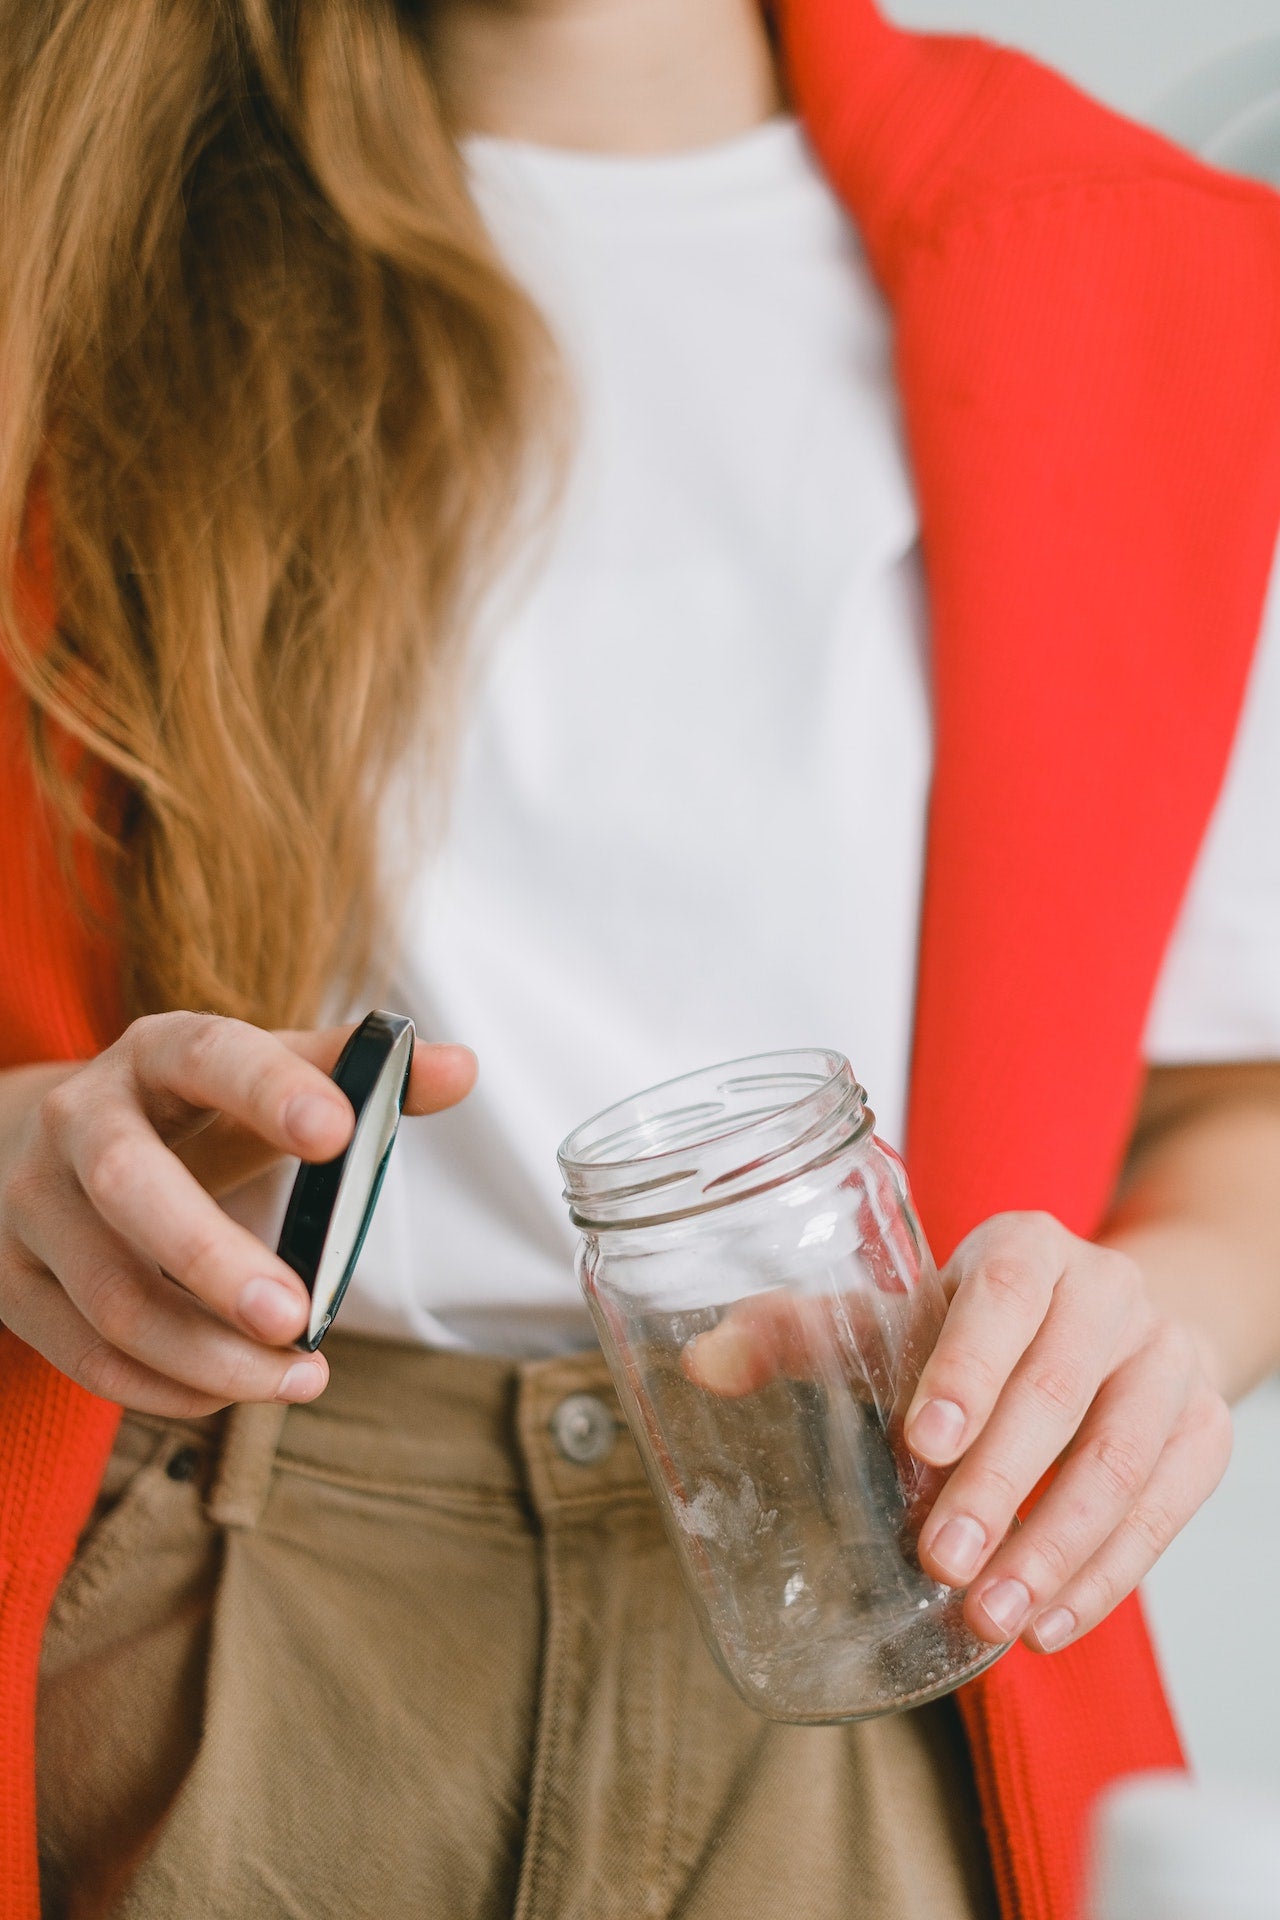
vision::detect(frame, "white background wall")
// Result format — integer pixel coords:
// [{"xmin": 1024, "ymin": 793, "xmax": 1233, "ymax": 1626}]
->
[
  {"xmin": 1146, "ymin": 1385, "xmax": 1280, "ymax": 1792},
  {"xmin": 884, "ymin": 0, "xmax": 1280, "ymax": 1801},
  {"xmin": 884, "ymin": 0, "xmax": 1280, "ymax": 124}
]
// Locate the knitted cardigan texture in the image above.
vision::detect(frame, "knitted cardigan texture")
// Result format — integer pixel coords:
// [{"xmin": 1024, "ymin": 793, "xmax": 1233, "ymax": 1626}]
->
[{"xmin": 3, "ymin": 3, "xmax": 1280, "ymax": 1915}]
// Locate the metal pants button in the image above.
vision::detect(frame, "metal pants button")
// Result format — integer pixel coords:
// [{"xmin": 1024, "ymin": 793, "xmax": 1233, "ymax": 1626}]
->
[{"xmin": 550, "ymin": 1393, "xmax": 616, "ymax": 1466}]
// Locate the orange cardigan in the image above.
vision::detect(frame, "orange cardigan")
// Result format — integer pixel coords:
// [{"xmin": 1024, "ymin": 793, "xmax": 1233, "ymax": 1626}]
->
[{"xmin": 3, "ymin": 4, "xmax": 1280, "ymax": 1915}]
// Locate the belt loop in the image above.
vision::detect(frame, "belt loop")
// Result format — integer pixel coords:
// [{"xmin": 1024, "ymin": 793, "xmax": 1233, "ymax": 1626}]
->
[{"xmin": 205, "ymin": 1401, "xmax": 289, "ymax": 1530}]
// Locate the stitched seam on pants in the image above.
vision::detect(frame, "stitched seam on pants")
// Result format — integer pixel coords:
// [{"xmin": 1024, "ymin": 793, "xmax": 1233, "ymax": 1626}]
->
[
  {"xmin": 47, "ymin": 1459, "xmax": 193, "ymax": 1630},
  {"xmin": 633, "ymin": 1545, "xmax": 665, "ymax": 1920},
  {"xmin": 628, "ymin": 1539, "xmax": 686, "ymax": 1920},
  {"xmin": 529, "ymin": 1492, "xmax": 656, "ymax": 1526},
  {"xmin": 651, "ymin": 1573, "xmax": 690, "ymax": 1916},
  {"xmin": 512, "ymin": 1526, "xmax": 575, "ymax": 1920},
  {"xmin": 269, "ymin": 1456, "xmax": 530, "ymax": 1518}
]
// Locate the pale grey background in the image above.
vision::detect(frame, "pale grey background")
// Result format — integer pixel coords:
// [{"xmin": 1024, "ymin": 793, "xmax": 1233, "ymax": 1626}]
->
[
  {"xmin": 884, "ymin": 0, "xmax": 1280, "ymax": 125},
  {"xmin": 883, "ymin": 0, "xmax": 1280, "ymax": 1797}
]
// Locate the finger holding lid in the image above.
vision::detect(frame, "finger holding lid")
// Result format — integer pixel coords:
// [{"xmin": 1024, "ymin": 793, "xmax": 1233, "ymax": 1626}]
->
[
  {"xmin": 67, "ymin": 1100, "xmax": 313, "ymax": 1343},
  {"xmin": 402, "ymin": 1042, "xmax": 478, "ymax": 1115}
]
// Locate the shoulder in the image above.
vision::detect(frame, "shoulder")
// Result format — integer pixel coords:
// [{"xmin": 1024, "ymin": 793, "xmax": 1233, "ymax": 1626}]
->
[
  {"xmin": 916, "ymin": 35, "xmax": 1280, "ymax": 251},
  {"xmin": 786, "ymin": 8, "xmax": 1280, "ymax": 278}
]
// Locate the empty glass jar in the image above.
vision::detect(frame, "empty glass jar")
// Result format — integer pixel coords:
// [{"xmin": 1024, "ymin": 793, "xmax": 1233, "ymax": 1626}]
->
[{"xmin": 558, "ymin": 1049, "xmax": 1010, "ymax": 1723}]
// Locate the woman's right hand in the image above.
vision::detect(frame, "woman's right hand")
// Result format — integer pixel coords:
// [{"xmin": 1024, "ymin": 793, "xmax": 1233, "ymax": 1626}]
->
[{"xmin": 0, "ymin": 1012, "xmax": 477, "ymax": 1417}]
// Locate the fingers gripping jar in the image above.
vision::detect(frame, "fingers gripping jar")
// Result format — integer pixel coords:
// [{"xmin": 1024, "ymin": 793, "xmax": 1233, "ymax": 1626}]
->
[{"xmin": 558, "ymin": 1050, "xmax": 1010, "ymax": 1723}]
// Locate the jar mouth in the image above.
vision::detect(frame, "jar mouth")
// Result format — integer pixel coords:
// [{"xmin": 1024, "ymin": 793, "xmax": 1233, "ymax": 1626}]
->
[{"xmin": 558, "ymin": 1049, "xmax": 871, "ymax": 1230}]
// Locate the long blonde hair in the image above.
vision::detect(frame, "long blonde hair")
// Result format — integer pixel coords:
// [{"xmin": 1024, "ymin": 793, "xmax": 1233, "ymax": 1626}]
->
[{"xmin": 0, "ymin": 0, "xmax": 555, "ymax": 1028}]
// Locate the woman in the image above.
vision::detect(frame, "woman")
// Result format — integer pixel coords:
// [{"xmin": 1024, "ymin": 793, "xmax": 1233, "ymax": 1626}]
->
[{"xmin": 2, "ymin": 1, "xmax": 1279, "ymax": 1916}]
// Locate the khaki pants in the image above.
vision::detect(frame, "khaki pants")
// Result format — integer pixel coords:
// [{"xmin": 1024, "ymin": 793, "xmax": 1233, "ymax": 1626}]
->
[{"xmin": 38, "ymin": 1336, "xmax": 998, "ymax": 1919}]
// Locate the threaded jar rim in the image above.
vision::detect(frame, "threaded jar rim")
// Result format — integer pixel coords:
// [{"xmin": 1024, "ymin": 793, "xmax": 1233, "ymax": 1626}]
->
[{"xmin": 557, "ymin": 1048, "xmax": 872, "ymax": 1231}]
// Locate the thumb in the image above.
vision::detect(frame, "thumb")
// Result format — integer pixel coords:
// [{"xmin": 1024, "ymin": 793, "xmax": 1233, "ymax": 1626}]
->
[
  {"xmin": 180, "ymin": 1025, "xmax": 477, "ymax": 1196},
  {"xmin": 275, "ymin": 1027, "xmax": 478, "ymax": 1117}
]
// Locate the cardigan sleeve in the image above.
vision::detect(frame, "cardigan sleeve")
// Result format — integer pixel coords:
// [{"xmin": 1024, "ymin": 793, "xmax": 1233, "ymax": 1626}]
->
[{"xmin": 0, "ymin": 508, "xmax": 121, "ymax": 1068}]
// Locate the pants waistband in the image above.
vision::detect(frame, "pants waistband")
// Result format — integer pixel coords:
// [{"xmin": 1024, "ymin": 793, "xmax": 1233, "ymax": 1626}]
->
[{"xmin": 129, "ymin": 1335, "xmax": 653, "ymax": 1532}]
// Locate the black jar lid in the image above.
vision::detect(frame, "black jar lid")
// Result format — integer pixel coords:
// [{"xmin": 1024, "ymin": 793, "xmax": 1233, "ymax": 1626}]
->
[{"xmin": 276, "ymin": 1010, "xmax": 415, "ymax": 1351}]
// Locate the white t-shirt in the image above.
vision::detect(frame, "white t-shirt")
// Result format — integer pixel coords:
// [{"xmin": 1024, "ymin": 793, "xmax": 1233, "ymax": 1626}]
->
[{"xmin": 234, "ymin": 119, "xmax": 1280, "ymax": 1354}]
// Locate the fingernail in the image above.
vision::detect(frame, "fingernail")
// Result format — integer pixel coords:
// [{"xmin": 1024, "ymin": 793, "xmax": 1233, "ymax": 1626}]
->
[
  {"xmin": 907, "ymin": 1398, "xmax": 967, "ymax": 1461},
  {"xmin": 277, "ymin": 1358, "xmax": 327, "ymax": 1403},
  {"xmin": 238, "ymin": 1278, "xmax": 306, "ymax": 1341},
  {"xmin": 930, "ymin": 1515, "xmax": 987, "ymax": 1584},
  {"xmin": 285, "ymin": 1092, "xmax": 347, "ymax": 1152},
  {"xmin": 978, "ymin": 1578, "xmax": 1032, "ymax": 1638},
  {"xmin": 1033, "ymin": 1607, "xmax": 1076, "ymax": 1652}
]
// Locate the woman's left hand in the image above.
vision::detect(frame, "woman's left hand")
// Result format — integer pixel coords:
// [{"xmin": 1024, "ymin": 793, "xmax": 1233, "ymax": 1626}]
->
[{"xmin": 904, "ymin": 1211, "xmax": 1233, "ymax": 1652}]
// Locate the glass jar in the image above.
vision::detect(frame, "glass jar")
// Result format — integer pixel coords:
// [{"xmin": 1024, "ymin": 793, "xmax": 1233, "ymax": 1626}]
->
[{"xmin": 557, "ymin": 1049, "xmax": 1011, "ymax": 1723}]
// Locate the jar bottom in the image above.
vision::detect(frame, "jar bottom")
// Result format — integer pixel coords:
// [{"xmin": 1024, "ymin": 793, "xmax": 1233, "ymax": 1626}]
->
[{"xmin": 704, "ymin": 1595, "xmax": 1014, "ymax": 1725}]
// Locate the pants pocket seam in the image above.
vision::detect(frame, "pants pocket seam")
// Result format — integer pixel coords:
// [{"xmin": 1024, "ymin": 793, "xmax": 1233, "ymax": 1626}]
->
[{"xmin": 47, "ymin": 1449, "xmax": 206, "ymax": 1633}]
